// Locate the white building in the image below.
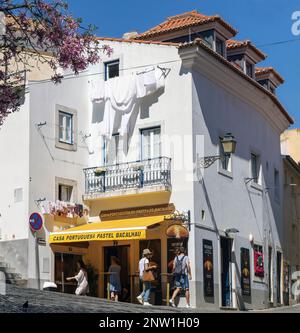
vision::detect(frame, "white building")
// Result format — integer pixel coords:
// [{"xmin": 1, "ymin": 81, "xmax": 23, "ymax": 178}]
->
[{"xmin": 0, "ymin": 10, "xmax": 293, "ymax": 310}]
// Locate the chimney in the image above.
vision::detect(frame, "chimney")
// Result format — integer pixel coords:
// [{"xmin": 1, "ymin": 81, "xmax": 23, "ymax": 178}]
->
[{"xmin": 122, "ymin": 31, "xmax": 138, "ymax": 39}]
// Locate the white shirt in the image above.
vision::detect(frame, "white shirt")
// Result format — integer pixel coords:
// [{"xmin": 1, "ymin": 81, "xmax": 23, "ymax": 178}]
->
[
  {"xmin": 75, "ymin": 269, "xmax": 89, "ymax": 295},
  {"xmin": 139, "ymin": 257, "xmax": 149, "ymax": 278}
]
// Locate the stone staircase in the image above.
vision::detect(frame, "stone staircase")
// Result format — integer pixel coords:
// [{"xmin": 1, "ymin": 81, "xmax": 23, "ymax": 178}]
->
[{"xmin": 0, "ymin": 256, "xmax": 27, "ymax": 287}]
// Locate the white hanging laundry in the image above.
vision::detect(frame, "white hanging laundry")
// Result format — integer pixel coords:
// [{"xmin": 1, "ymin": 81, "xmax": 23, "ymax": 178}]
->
[
  {"xmin": 136, "ymin": 67, "xmax": 165, "ymax": 99},
  {"xmin": 90, "ymin": 77, "xmax": 105, "ymax": 103},
  {"xmin": 102, "ymin": 75, "xmax": 138, "ymax": 138}
]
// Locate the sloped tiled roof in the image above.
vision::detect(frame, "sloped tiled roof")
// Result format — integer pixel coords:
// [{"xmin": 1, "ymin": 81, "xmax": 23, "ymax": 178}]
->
[
  {"xmin": 226, "ymin": 39, "xmax": 266, "ymax": 60},
  {"xmin": 255, "ymin": 67, "xmax": 284, "ymax": 84},
  {"xmin": 135, "ymin": 10, "xmax": 237, "ymax": 40}
]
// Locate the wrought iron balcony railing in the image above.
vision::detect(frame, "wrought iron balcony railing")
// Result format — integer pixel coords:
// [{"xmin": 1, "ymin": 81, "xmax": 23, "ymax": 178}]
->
[{"xmin": 84, "ymin": 157, "xmax": 172, "ymax": 195}]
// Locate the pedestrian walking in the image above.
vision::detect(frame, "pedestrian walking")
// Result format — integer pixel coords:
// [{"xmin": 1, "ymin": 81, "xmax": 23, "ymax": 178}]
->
[
  {"xmin": 170, "ymin": 247, "xmax": 192, "ymax": 308},
  {"xmin": 137, "ymin": 249, "xmax": 157, "ymax": 306},
  {"xmin": 108, "ymin": 256, "xmax": 122, "ymax": 302},
  {"xmin": 66, "ymin": 260, "xmax": 89, "ymax": 296}
]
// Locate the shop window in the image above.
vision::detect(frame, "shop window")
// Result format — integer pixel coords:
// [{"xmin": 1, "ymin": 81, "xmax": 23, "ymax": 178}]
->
[
  {"xmin": 253, "ymin": 244, "xmax": 264, "ymax": 279},
  {"xmin": 105, "ymin": 60, "xmax": 120, "ymax": 81},
  {"xmin": 141, "ymin": 127, "xmax": 161, "ymax": 161}
]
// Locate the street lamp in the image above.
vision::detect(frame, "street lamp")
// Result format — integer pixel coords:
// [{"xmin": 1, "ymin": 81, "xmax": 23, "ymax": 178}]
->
[{"xmin": 197, "ymin": 133, "xmax": 237, "ymax": 169}]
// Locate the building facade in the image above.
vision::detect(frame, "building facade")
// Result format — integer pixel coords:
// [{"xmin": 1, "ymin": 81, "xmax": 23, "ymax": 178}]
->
[{"xmin": 0, "ymin": 10, "xmax": 293, "ymax": 310}]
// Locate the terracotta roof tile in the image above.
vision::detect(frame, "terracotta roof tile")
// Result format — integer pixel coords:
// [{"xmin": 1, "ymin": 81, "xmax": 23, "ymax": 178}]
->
[
  {"xmin": 226, "ymin": 39, "xmax": 266, "ymax": 60},
  {"xmin": 135, "ymin": 10, "xmax": 237, "ymax": 40},
  {"xmin": 96, "ymin": 37, "xmax": 178, "ymax": 46},
  {"xmin": 255, "ymin": 67, "xmax": 284, "ymax": 84}
]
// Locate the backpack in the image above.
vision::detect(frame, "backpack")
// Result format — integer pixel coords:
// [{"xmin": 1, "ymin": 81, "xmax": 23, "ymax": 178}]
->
[{"xmin": 174, "ymin": 255, "xmax": 186, "ymax": 275}]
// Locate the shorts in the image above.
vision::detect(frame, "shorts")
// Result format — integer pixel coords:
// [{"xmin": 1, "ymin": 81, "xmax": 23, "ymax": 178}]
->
[{"xmin": 174, "ymin": 274, "xmax": 189, "ymax": 290}]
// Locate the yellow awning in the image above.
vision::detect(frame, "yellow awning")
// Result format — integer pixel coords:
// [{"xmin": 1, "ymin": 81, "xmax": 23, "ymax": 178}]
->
[{"xmin": 49, "ymin": 215, "xmax": 167, "ymax": 244}]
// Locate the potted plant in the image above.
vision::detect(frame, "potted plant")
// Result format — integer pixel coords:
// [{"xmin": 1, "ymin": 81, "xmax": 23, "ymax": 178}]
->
[{"xmin": 94, "ymin": 167, "xmax": 107, "ymax": 176}]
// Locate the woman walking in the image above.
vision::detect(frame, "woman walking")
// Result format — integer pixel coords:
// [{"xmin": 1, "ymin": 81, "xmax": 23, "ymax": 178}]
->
[
  {"xmin": 137, "ymin": 249, "xmax": 157, "ymax": 306},
  {"xmin": 108, "ymin": 256, "xmax": 122, "ymax": 302},
  {"xmin": 66, "ymin": 260, "xmax": 89, "ymax": 296}
]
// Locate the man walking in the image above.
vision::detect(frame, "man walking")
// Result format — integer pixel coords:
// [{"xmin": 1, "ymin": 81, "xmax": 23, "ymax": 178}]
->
[{"xmin": 170, "ymin": 247, "xmax": 192, "ymax": 308}]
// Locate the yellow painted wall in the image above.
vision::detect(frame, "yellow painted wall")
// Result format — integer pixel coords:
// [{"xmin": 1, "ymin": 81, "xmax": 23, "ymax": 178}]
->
[{"xmin": 281, "ymin": 129, "xmax": 300, "ymax": 164}]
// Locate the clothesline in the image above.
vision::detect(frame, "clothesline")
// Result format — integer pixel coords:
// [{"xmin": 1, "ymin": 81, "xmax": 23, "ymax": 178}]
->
[
  {"xmin": 91, "ymin": 66, "xmax": 167, "ymax": 140},
  {"xmin": 27, "ymin": 59, "xmax": 179, "ymax": 86}
]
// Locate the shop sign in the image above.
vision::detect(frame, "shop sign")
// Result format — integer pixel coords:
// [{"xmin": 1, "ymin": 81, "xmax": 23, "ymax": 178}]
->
[
  {"xmin": 50, "ymin": 229, "xmax": 146, "ymax": 244},
  {"xmin": 241, "ymin": 248, "xmax": 251, "ymax": 296},
  {"xmin": 254, "ymin": 248, "xmax": 264, "ymax": 277},
  {"xmin": 166, "ymin": 224, "xmax": 189, "ymax": 239},
  {"xmin": 100, "ymin": 204, "xmax": 175, "ymax": 221},
  {"xmin": 203, "ymin": 239, "xmax": 214, "ymax": 297}
]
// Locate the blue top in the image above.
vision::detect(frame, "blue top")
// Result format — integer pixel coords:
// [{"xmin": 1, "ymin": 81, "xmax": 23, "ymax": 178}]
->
[{"xmin": 108, "ymin": 264, "xmax": 121, "ymax": 292}]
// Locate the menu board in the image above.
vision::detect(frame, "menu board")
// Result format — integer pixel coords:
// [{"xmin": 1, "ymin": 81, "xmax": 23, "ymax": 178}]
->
[
  {"xmin": 203, "ymin": 239, "xmax": 214, "ymax": 297},
  {"xmin": 241, "ymin": 248, "xmax": 251, "ymax": 296}
]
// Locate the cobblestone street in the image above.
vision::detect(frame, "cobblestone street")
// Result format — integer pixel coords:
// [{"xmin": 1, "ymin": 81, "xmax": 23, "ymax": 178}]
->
[{"xmin": 1, "ymin": 285, "xmax": 300, "ymax": 313}]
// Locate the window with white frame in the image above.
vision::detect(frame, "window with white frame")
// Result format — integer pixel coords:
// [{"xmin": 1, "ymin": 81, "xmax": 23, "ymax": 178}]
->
[
  {"xmin": 58, "ymin": 184, "xmax": 73, "ymax": 202},
  {"xmin": 102, "ymin": 134, "xmax": 123, "ymax": 166},
  {"xmin": 141, "ymin": 127, "xmax": 161, "ymax": 161},
  {"xmin": 105, "ymin": 60, "xmax": 120, "ymax": 81},
  {"xmin": 59, "ymin": 111, "xmax": 73, "ymax": 145},
  {"xmin": 251, "ymin": 152, "xmax": 261, "ymax": 184}
]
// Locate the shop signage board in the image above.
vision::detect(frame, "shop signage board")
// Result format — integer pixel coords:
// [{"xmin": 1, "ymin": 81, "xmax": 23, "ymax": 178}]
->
[
  {"xmin": 241, "ymin": 248, "xmax": 251, "ymax": 296},
  {"xmin": 203, "ymin": 239, "xmax": 214, "ymax": 297},
  {"xmin": 50, "ymin": 229, "xmax": 146, "ymax": 244},
  {"xmin": 29, "ymin": 212, "xmax": 43, "ymax": 232}
]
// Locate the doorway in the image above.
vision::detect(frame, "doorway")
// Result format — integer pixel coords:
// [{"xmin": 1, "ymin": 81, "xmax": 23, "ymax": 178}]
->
[
  {"xmin": 268, "ymin": 247, "xmax": 273, "ymax": 303},
  {"xmin": 103, "ymin": 245, "xmax": 130, "ymax": 302},
  {"xmin": 277, "ymin": 251, "xmax": 282, "ymax": 305},
  {"xmin": 220, "ymin": 237, "xmax": 233, "ymax": 307},
  {"xmin": 139, "ymin": 239, "xmax": 162, "ymax": 305},
  {"xmin": 54, "ymin": 252, "xmax": 83, "ymax": 294}
]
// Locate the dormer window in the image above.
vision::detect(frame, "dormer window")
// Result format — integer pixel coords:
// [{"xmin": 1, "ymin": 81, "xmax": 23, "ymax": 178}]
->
[
  {"xmin": 255, "ymin": 67, "xmax": 284, "ymax": 94},
  {"xmin": 246, "ymin": 62, "xmax": 254, "ymax": 78},
  {"xmin": 216, "ymin": 37, "xmax": 225, "ymax": 56}
]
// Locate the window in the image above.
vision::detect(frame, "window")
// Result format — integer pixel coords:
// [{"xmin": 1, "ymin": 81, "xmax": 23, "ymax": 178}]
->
[
  {"xmin": 274, "ymin": 169, "xmax": 280, "ymax": 200},
  {"xmin": 141, "ymin": 127, "xmax": 161, "ymax": 161},
  {"xmin": 58, "ymin": 184, "xmax": 73, "ymax": 202},
  {"xmin": 219, "ymin": 137, "xmax": 231, "ymax": 172},
  {"xmin": 55, "ymin": 105, "xmax": 77, "ymax": 151},
  {"xmin": 102, "ymin": 134, "xmax": 123, "ymax": 166},
  {"xmin": 105, "ymin": 60, "xmax": 119, "ymax": 81},
  {"xmin": 251, "ymin": 153, "xmax": 261, "ymax": 184},
  {"xmin": 246, "ymin": 62, "xmax": 254, "ymax": 77},
  {"xmin": 59, "ymin": 111, "xmax": 73, "ymax": 144},
  {"xmin": 14, "ymin": 188, "xmax": 23, "ymax": 203},
  {"xmin": 216, "ymin": 38, "xmax": 225, "ymax": 56}
]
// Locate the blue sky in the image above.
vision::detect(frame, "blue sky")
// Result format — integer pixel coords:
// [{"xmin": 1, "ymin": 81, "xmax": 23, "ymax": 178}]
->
[{"xmin": 67, "ymin": 0, "xmax": 300, "ymax": 127}]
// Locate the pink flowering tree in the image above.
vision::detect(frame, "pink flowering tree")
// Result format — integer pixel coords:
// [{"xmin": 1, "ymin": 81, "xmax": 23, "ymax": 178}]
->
[{"xmin": 0, "ymin": 0, "xmax": 112, "ymax": 125}]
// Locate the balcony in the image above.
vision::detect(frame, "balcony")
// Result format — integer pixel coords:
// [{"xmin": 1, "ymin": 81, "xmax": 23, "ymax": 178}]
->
[{"xmin": 83, "ymin": 157, "xmax": 172, "ymax": 203}]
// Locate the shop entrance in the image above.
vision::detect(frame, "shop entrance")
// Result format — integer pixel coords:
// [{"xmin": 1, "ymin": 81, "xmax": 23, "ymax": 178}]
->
[
  {"xmin": 103, "ymin": 245, "xmax": 130, "ymax": 302},
  {"xmin": 139, "ymin": 239, "xmax": 162, "ymax": 305},
  {"xmin": 55, "ymin": 252, "xmax": 83, "ymax": 294},
  {"xmin": 277, "ymin": 251, "xmax": 282, "ymax": 305},
  {"xmin": 220, "ymin": 237, "xmax": 233, "ymax": 307}
]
